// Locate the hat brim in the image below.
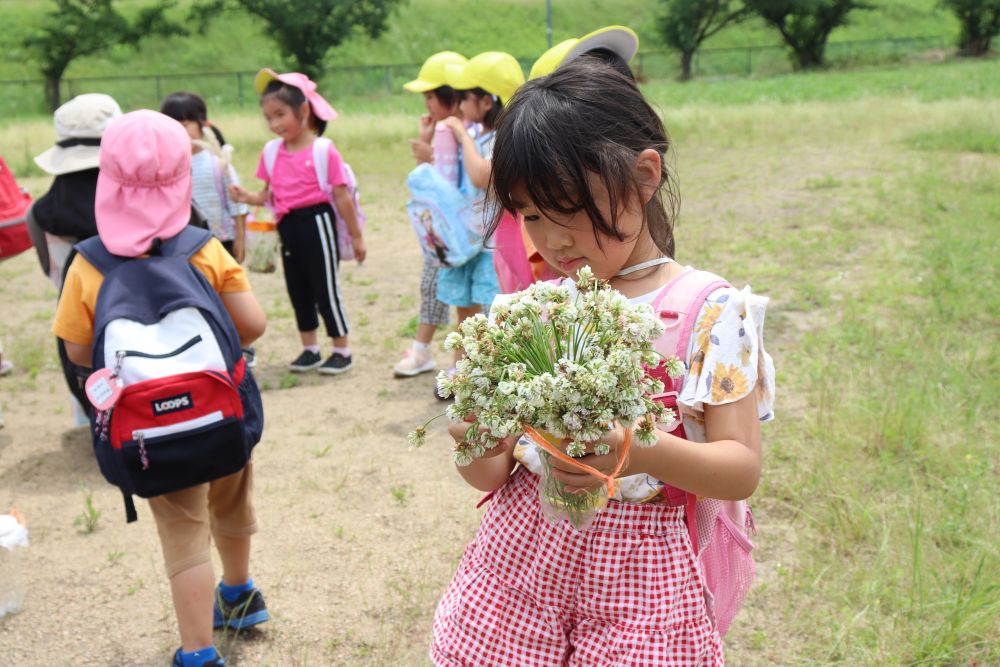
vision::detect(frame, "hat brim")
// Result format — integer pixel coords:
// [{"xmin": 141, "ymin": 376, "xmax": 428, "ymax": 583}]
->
[
  {"xmin": 95, "ymin": 170, "xmax": 191, "ymax": 258},
  {"xmin": 253, "ymin": 68, "xmax": 280, "ymax": 95},
  {"xmin": 565, "ymin": 26, "xmax": 639, "ymax": 66},
  {"xmin": 403, "ymin": 79, "xmax": 442, "ymax": 93},
  {"xmin": 34, "ymin": 145, "xmax": 101, "ymax": 176},
  {"xmin": 254, "ymin": 68, "xmax": 337, "ymax": 121}
]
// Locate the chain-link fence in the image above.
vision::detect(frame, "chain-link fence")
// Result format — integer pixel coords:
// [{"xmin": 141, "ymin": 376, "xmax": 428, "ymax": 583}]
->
[
  {"xmin": 0, "ymin": 36, "xmax": 949, "ymax": 118},
  {"xmin": 633, "ymin": 35, "xmax": 949, "ymax": 80}
]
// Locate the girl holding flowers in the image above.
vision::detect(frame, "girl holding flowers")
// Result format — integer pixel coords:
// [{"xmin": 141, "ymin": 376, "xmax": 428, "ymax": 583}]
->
[{"xmin": 429, "ymin": 57, "xmax": 775, "ymax": 666}]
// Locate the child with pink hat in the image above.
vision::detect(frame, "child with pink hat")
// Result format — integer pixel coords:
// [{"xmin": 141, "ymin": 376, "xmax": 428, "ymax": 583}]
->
[
  {"xmin": 231, "ymin": 69, "xmax": 365, "ymax": 375},
  {"xmin": 53, "ymin": 109, "xmax": 269, "ymax": 667}
]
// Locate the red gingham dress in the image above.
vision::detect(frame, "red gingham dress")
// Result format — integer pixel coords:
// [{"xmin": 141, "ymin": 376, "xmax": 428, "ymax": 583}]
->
[{"xmin": 431, "ymin": 467, "xmax": 724, "ymax": 666}]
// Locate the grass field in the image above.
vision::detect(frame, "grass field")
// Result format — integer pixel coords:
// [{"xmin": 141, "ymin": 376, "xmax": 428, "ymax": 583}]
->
[
  {"xmin": 0, "ymin": 56, "xmax": 998, "ymax": 665},
  {"xmin": 0, "ymin": 0, "xmax": 960, "ymax": 79}
]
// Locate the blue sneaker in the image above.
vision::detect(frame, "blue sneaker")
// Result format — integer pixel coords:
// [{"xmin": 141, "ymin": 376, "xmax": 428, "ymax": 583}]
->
[
  {"xmin": 172, "ymin": 647, "xmax": 226, "ymax": 666},
  {"xmin": 213, "ymin": 584, "xmax": 270, "ymax": 630}
]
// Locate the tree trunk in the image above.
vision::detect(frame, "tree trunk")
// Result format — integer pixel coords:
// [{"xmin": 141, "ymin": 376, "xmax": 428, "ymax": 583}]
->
[
  {"xmin": 793, "ymin": 41, "xmax": 826, "ymax": 69},
  {"xmin": 44, "ymin": 74, "xmax": 62, "ymax": 113},
  {"xmin": 960, "ymin": 17, "xmax": 992, "ymax": 57},
  {"xmin": 965, "ymin": 36, "xmax": 991, "ymax": 56},
  {"xmin": 680, "ymin": 50, "xmax": 695, "ymax": 81}
]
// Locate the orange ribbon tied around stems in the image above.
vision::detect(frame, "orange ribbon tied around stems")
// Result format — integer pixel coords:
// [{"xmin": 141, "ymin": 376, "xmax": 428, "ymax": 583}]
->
[{"xmin": 523, "ymin": 425, "xmax": 632, "ymax": 498}]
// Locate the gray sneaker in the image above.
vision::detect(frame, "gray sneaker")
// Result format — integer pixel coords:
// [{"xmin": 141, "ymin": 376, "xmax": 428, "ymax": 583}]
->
[
  {"xmin": 318, "ymin": 352, "xmax": 352, "ymax": 375},
  {"xmin": 288, "ymin": 349, "xmax": 323, "ymax": 372}
]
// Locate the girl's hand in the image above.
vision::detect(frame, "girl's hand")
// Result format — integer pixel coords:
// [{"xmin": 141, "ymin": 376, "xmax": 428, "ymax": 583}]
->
[
  {"xmin": 448, "ymin": 414, "xmax": 522, "ymax": 457},
  {"xmin": 351, "ymin": 234, "xmax": 367, "ymax": 264},
  {"xmin": 441, "ymin": 116, "xmax": 465, "ymax": 139},
  {"xmin": 418, "ymin": 114, "xmax": 435, "ymax": 144},
  {"xmin": 546, "ymin": 423, "xmax": 629, "ymax": 493},
  {"xmin": 409, "ymin": 139, "xmax": 433, "ymax": 164},
  {"xmin": 229, "ymin": 184, "xmax": 249, "ymax": 204},
  {"xmin": 232, "ymin": 234, "xmax": 245, "ymax": 264}
]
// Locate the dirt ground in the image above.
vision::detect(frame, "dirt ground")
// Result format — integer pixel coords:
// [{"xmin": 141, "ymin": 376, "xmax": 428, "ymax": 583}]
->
[{"xmin": 0, "ymin": 99, "xmax": 913, "ymax": 666}]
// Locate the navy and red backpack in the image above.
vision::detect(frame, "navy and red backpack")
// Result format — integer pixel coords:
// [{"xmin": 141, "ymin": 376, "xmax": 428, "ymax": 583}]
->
[{"xmin": 75, "ymin": 226, "xmax": 263, "ymax": 522}]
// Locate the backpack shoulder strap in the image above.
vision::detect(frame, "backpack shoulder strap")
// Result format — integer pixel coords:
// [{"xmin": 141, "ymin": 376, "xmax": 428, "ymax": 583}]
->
[
  {"xmin": 312, "ymin": 137, "xmax": 333, "ymax": 196},
  {"xmin": 74, "ymin": 236, "xmax": 124, "ymax": 276},
  {"xmin": 160, "ymin": 226, "xmax": 214, "ymax": 260},
  {"xmin": 650, "ymin": 268, "xmax": 731, "ymax": 364},
  {"xmin": 262, "ymin": 139, "xmax": 281, "ymax": 179}
]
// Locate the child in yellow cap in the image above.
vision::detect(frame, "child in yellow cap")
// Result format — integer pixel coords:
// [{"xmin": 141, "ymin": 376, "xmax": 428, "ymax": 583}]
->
[
  {"xmin": 396, "ymin": 52, "xmax": 468, "ymax": 382},
  {"xmin": 437, "ymin": 52, "xmax": 524, "ymax": 368}
]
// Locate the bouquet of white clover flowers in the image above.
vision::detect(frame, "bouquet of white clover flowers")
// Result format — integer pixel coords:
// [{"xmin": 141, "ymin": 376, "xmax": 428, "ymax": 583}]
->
[{"xmin": 409, "ymin": 266, "xmax": 686, "ymax": 527}]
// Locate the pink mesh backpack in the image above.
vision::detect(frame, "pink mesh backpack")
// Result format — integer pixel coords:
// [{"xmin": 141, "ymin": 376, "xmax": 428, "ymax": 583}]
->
[{"xmin": 647, "ymin": 268, "xmax": 758, "ymax": 637}]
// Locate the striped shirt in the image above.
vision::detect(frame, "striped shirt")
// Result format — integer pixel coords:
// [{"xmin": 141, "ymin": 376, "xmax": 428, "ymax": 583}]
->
[{"xmin": 191, "ymin": 150, "xmax": 247, "ymax": 241}]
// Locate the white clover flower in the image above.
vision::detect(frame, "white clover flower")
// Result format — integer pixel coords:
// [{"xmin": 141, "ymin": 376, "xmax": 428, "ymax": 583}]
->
[
  {"xmin": 407, "ymin": 427, "xmax": 427, "ymax": 449},
  {"xmin": 664, "ymin": 355, "xmax": 686, "ymax": 379},
  {"xmin": 444, "ymin": 332, "xmax": 463, "ymax": 350},
  {"xmin": 411, "ymin": 264, "xmax": 674, "ymax": 470}
]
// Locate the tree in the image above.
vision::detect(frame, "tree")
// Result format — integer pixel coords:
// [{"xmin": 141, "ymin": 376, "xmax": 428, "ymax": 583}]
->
[
  {"xmin": 943, "ymin": 0, "xmax": 1000, "ymax": 55},
  {"xmin": 659, "ymin": 0, "xmax": 749, "ymax": 81},
  {"xmin": 744, "ymin": 0, "xmax": 870, "ymax": 69},
  {"xmin": 194, "ymin": 0, "xmax": 402, "ymax": 81},
  {"xmin": 24, "ymin": 0, "xmax": 186, "ymax": 112}
]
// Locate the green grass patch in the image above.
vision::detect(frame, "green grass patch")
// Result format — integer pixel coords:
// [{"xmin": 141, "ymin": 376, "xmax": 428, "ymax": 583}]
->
[
  {"xmin": 761, "ymin": 157, "xmax": 1000, "ymax": 664},
  {"xmin": 643, "ymin": 58, "xmax": 1000, "ymax": 109},
  {"xmin": 906, "ymin": 126, "xmax": 1000, "ymax": 154}
]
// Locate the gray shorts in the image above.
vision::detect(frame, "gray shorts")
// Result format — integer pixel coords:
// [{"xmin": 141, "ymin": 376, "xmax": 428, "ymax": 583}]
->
[{"xmin": 420, "ymin": 262, "xmax": 450, "ymax": 326}]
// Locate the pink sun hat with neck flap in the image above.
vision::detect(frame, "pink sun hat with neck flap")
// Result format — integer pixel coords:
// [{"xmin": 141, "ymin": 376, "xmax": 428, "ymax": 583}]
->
[
  {"xmin": 95, "ymin": 110, "xmax": 192, "ymax": 257},
  {"xmin": 253, "ymin": 68, "xmax": 337, "ymax": 121}
]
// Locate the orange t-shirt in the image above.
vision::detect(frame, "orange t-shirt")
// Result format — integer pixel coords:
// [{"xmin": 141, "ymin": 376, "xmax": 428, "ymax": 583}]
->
[{"xmin": 52, "ymin": 237, "xmax": 251, "ymax": 347}]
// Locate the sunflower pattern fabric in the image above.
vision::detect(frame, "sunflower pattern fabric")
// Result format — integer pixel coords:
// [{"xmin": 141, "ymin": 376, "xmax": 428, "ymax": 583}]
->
[
  {"xmin": 678, "ymin": 286, "xmax": 775, "ymax": 449},
  {"xmin": 510, "ymin": 281, "xmax": 775, "ymax": 504}
]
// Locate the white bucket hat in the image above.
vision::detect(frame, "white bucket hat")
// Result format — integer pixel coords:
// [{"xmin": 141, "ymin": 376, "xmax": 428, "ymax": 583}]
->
[{"xmin": 34, "ymin": 94, "xmax": 123, "ymax": 176}]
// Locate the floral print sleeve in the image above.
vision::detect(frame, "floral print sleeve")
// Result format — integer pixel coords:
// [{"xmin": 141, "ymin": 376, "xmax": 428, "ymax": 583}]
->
[{"xmin": 678, "ymin": 286, "xmax": 775, "ymax": 440}]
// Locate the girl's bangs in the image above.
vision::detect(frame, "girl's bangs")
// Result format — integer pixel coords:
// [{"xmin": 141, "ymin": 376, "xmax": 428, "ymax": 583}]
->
[{"xmin": 493, "ymin": 117, "xmax": 589, "ymax": 219}]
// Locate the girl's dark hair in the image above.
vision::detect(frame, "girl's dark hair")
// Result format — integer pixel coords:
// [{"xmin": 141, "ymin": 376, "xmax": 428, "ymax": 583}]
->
[
  {"xmin": 489, "ymin": 57, "xmax": 677, "ymax": 257},
  {"xmin": 160, "ymin": 90, "xmax": 227, "ymax": 144},
  {"xmin": 430, "ymin": 85, "xmax": 461, "ymax": 110},
  {"xmin": 261, "ymin": 80, "xmax": 327, "ymax": 136},
  {"xmin": 463, "ymin": 87, "xmax": 504, "ymax": 130},
  {"xmin": 580, "ymin": 48, "xmax": 636, "ymax": 80}
]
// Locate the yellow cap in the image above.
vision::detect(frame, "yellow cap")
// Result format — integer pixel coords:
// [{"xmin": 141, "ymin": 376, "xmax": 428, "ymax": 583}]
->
[
  {"xmin": 404, "ymin": 51, "xmax": 468, "ymax": 93},
  {"xmin": 529, "ymin": 26, "xmax": 639, "ymax": 79},
  {"xmin": 444, "ymin": 51, "xmax": 525, "ymax": 105},
  {"xmin": 528, "ymin": 39, "xmax": 578, "ymax": 80}
]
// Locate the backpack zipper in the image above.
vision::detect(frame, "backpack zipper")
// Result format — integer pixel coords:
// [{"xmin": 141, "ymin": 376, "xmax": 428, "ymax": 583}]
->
[
  {"xmin": 136, "ymin": 432, "xmax": 149, "ymax": 470},
  {"xmin": 131, "ymin": 410, "xmax": 225, "ymax": 472},
  {"xmin": 118, "ymin": 335, "xmax": 203, "ymax": 360}
]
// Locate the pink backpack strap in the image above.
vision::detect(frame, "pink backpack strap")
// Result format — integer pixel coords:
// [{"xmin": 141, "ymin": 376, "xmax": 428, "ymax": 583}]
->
[
  {"xmin": 648, "ymin": 268, "xmax": 731, "ymax": 553},
  {"xmin": 650, "ymin": 268, "xmax": 731, "ymax": 378}
]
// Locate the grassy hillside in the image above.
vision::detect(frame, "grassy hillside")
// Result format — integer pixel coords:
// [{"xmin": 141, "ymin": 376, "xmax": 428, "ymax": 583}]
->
[{"xmin": 0, "ymin": 0, "xmax": 959, "ymax": 82}]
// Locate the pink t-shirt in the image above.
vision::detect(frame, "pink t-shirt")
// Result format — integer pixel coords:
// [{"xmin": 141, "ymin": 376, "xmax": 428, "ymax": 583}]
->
[
  {"xmin": 255, "ymin": 139, "xmax": 348, "ymax": 221},
  {"xmin": 432, "ymin": 123, "xmax": 460, "ymax": 188}
]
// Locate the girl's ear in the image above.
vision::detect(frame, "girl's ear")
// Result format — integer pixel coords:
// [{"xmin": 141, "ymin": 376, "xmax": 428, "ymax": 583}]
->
[
  {"xmin": 299, "ymin": 100, "xmax": 312, "ymax": 125},
  {"xmin": 635, "ymin": 149, "xmax": 662, "ymax": 204}
]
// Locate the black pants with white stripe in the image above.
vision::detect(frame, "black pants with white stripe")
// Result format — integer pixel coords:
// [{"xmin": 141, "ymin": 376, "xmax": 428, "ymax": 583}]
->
[{"xmin": 278, "ymin": 203, "xmax": 349, "ymax": 339}]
